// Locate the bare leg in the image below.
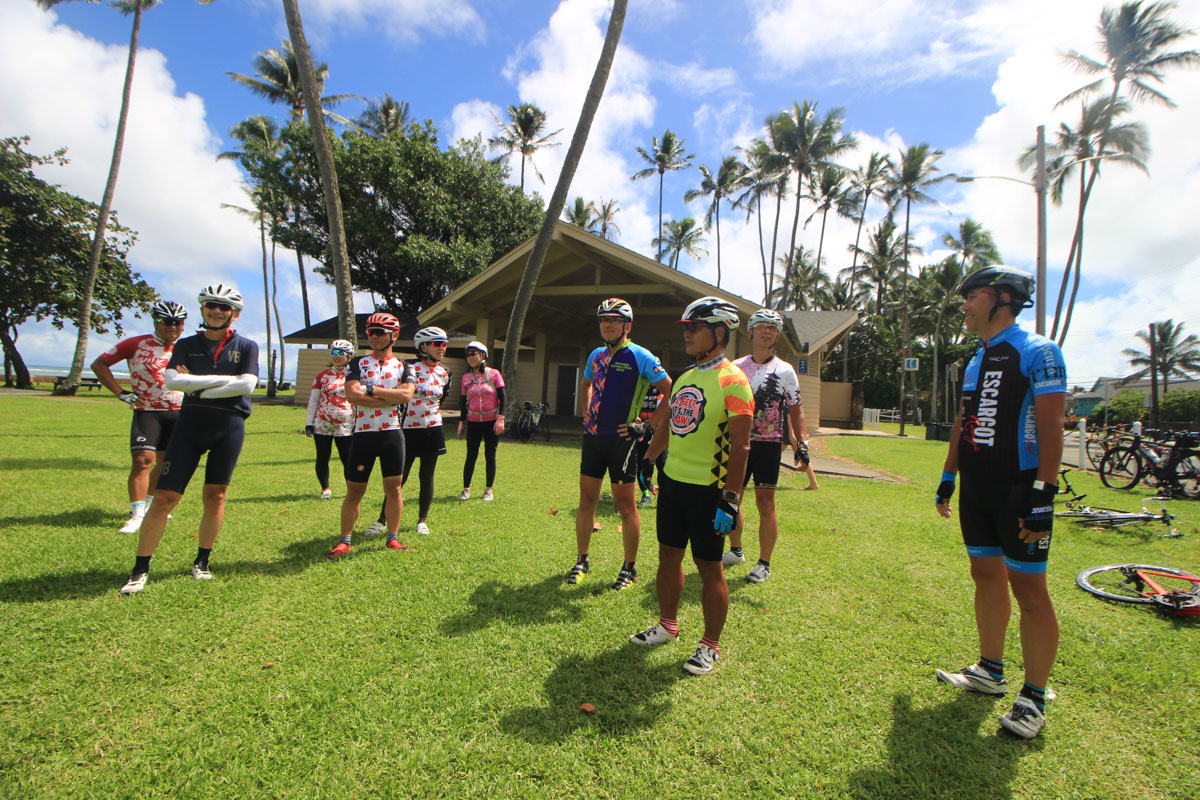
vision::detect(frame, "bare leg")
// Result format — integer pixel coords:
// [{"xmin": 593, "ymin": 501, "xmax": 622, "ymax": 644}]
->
[
  {"xmin": 135, "ymin": 489, "xmax": 183, "ymax": 557},
  {"xmin": 382, "ymin": 475, "xmax": 403, "ymax": 533},
  {"xmin": 1008, "ymin": 570, "xmax": 1059, "ymax": 687},
  {"xmin": 656, "ymin": 544, "xmax": 686, "ymax": 620},
  {"xmin": 695, "ymin": 559, "xmax": 730, "ymax": 642},
  {"xmin": 754, "ymin": 486, "xmax": 779, "ymax": 561},
  {"xmin": 198, "ymin": 485, "xmax": 228, "ymax": 549},
  {"xmin": 575, "ymin": 474, "xmax": 603, "ymax": 555},
  {"xmin": 128, "ymin": 450, "xmax": 155, "ymax": 503},
  {"xmin": 969, "ymin": 555, "xmax": 1011, "ymax": 662},
  {"xmin": 341, "ymin": 481, "xmax": 368, "ymax": 537},
  {"xmin": 612, "ymin": 481, "xmax": 640, "ymax": 563}
]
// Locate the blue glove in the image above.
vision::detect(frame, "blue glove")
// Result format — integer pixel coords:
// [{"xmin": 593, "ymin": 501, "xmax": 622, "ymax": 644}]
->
[
  {"xmin": 714, "ymin": 494, "xmax": 739, "ymax": 535},
  {"xmin": 935, "ymin": 470, "xmax": 956, "ymax": 506}
]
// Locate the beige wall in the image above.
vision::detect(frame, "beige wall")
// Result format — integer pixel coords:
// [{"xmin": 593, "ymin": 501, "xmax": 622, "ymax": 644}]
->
[
  {"xmin": 820, "ymin": 382, "xmax": 852, "ymax": 424},
  {"xmin": 774, "ymin": 351, "xmax": 823, "ymax": 426}
]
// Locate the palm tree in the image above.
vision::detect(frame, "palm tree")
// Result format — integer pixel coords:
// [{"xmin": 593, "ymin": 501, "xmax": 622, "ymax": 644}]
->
[
  {"xmin": 768, "ymin": 247, "xmax": 828, "ymax": 311},
  {"xmin": 820, "ymin": 274, "xmax": 871, "ymax": 312},
  {"xmin": 733, "ymin": 137, "xmax": 790, "ymax": 302},
  {"xmin": 1052, "ymin": 1, "xmax": 1198, "ymax": 344},
  {"xmin": 562, "ymin": 196, "xmax": 596, "ymax": 230},
  {"xmin": 652, "ymin": 218, "xmax": 708, "ymax": 271},
  {"xmin": 221, "ymin": 191, "xmax": 279, "ymax": 395},
  {"xmin": 500, "ymin": 0, "xmax": 628, "ymax": 414},
  {"xmin": 844, "ymin": 213, "xmax": 917, "ymax": 317},
  {"xmin": 281, "ymin": 0, "xmax": 357, "ymax": 347},
  {"xmin": 38, "ymin": 0, "xmax": 213, "ymax": 394},
  {"xmin": 631, "ymin": 129, "xmax": 694, "ymax": 257},
  {"xmin": 228, "ymin": 40, "xmax": 354, "ymax": 331},
  {"xmin": 684, "ymin": 155, "xmax": 748, "ymax": 287},
  {"xmin": 1019, "ymin": 97, "xmax": 1148, "ymax": 343},
  {"xmin": 488, "ymin": 103, "xmax": 563, "ymax": 192},
  {"xmin": 356, "ymin": 95, "xmax": 411, "ymax": 137},
  {"xmin": 840, "ymin": 151, "xmax": 891, "ymax": 380},
  {"xmin": 919, "ymin": 257, "xmax": 969, "ymax": 422},
  {"xmin": 1122, "ymin": 319, "xmax": 1200, "ymax": 394},
  {"xmin": 942, "ymin": 218, "xmax": 1002, "ymax": 271},
  {"xmin": 593, "ymin": 197, "xmax": 621, "ymax": 241},
  {"xmin": 805, "ymin": 165, "xmax": 855, "ymax": 280},
  {"xmin": 888, "ymin": 143, "xmax": 951, "ymax": 433}
]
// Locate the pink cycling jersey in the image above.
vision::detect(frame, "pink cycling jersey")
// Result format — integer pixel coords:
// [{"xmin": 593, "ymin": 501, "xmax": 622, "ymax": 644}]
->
[
  {"xmin": 307, "ymin": 366, "xmax": 354, "ymax": 436},
  {"xmin": 461, "ymin": 367, "xmax": 505, "ymax": 422},
  {"xmin": 404, "ymin": 358, "xmax": 451, "ymax": 429},
  {"xmin": 97, "ymin": 333, "xmax": 182, "ymax": 411}
]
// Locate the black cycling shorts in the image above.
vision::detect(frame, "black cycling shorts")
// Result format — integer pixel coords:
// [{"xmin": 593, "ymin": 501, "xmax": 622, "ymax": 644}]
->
[
  {"xmin": 403, "ymin": 426, "xmax": 447, "ymax": 459},
  {"xmin": 345, "ymin": 430, "xmax": 406, "ymax": 483},
  {"xmin": 130, "ymin": 409, "xmax": 178, "ymax": 452},
  {"xmin": 742, "ymin": 440, "xmax": 783, "ymax": 489},
  {"xmin": 958, "ymin": 471, "xmax": 1051, "ymax": 574},
  {"xmin": 156, "ymin": 407, "xmax": 245, "ymax": 494},
  {"xmin": 579, "ymin": 434, "xmax": 639, "ymax": 484},
  {"xmin": 656, "ymin": 473, "xmax": 724, "ymax": 562}
]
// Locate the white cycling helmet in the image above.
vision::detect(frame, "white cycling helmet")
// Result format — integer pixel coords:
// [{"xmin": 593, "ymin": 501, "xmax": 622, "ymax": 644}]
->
[
  {"xmin": 329, "ymin": 339, "xmax": 354, "ymax": 353},
  {"xmin": 150, "ymin": 300, "xmax": 188, "ymax": 321},
  {"xmin": 197, "ymin": 283, "xmax": 244, "ymax": 311},
  {"xmin": 678, "ymin": 296, "xmax": 739, "ymax": 330},
  {"xmin": 414, "ymin": 326, "xmax": 448, "ymax": 346},
  {"xmin": 465, "ymin": 341, "xmax": 488, "ymax": 358},
  {"xmin": 596, "ymin": 297, "xmax": 633, "ymax": 321},
  {"xmin": 747, "ymin": 308, "xmax": 783, "ymax": 332}
]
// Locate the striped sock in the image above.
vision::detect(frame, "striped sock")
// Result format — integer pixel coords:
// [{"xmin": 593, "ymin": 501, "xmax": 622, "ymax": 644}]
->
[
  {"xmin": 340, "ymin": 534, "xmax": 352, "ymax": 546},
  {"xmin": 659, "ymin": 617, "xmax": 679, "ymax": 637},
  {"xmin": 387, "ymin": 531, "xmax": 399, "ymax": 542},
  {"xmin": 1020, "ymin": 682, "xmax": 1047, "ymax": 712},
  {"xmin": 729, "ymin": 546, "xmax": 743, "ymax": 557},
  {"xmin": 700, "ymin": 636, "xmax": 720, "ymax": 655},
  {"xmin": 980, "ymin": 656, "xmax": 1005, "ymax": 680}
]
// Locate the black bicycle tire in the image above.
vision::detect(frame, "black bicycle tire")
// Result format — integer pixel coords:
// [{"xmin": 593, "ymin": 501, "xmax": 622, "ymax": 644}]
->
[
  {"xmin": 1100, "ymin": 446, "xmax": 1142, "ymax": 490},
  {"xmin": 1076, "ymin": 563, "xmax": 1200, "ymax": 605},
  {"xmin": 1056, "ymin": 510, "xmax": 1156, "ymax": 528},
  {"xmin": 1173, "ymin": 454, "xmax": 1200, "ymax": 499},
  {"xmin": 1086, "ymin": 438, "xmax": 1108, "ymax": 469},
  {"xmin": 517, "ymin": 413, "xmax": 535, "ymax": 443}
]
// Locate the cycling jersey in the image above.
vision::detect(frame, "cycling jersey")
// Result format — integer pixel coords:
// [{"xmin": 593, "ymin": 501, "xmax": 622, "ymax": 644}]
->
[
  {"xmin": 957, "ymin": 323, "xmax": 1067, "ymax": 478},
  {"xmin": 166, "ymin": 330, "xmax": 259, "ymax": 418},
  {"xmin": 307, "ymin": 366, "xmax": 353, "ymax": 437},
  {"xmin": 733, "ymin": 354, "xmax": 801, "ymax": 442},
  {"xmin": 461, "ymin": 367, "xmax": 506, "ymax": 422},
  {"xmin": 664, "ymin": 356, "xmax": 754, "ymax": 487},
  {"xmin": 583, "ymin": 340, "xmax": 667, "ymax": 436},
  {"xmin": 404, "ymin": 358, "xmax": 450, "ymax": 429},
  {"xmin": 98, "ymin": 333, "xmax": 182, "ymax": 411},
  {"xmin": 347, "ymin": 354, "xmax": 414, "ymax": 433}
]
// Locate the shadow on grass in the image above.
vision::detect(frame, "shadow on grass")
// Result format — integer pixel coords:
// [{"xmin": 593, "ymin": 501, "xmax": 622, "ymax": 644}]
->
[
  {"xmin": 441, "ymin": 575, "xmax": 590, "ymax": 635},
  {"xmin": 0, "ymin": 506, "xmax": 123, "ymax": 529},
  {"xmin": 848, "ymin": 692, "xmax": 1041, "ymax": 800},
  {"xmin": 0, "ymin": 456, "xmax": 115, "ymax": 470},
  {"xmin": 224, "ymin": 492, "xmax": 317, "ymax": 504},
  {"xmin": 214, "ymin": 536, "xmax": 334, "ymax": 578},
  {"xmin": 498, "ymin": 644, "xmax": 680, "ymax": 742}
]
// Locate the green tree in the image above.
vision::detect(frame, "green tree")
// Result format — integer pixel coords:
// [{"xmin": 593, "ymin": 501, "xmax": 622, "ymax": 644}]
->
[
  {"xmin": 226, "ymin": 40, "xmax": 354, "ymax": 123},
  {"xmin": 356, "ymin": 95, "xmax": 411, "ymax": 137},
  {"xmin": 942, "ymin": 218, "xmax": 1002, "ymax": 271},
  {"xmin": 1108, "ymin": 388, "xmax": 1147, "ymax": 422},
  {"xmin": 916, "ymin": 257, "xmax": 970, "ymax": 422},
  {"xmin": 1122, "ymin": 319, "xmax": 1200, "ymax": 393},
  {"xmin": 733, "ymin": 137, "xmax": 790, "ymax": 302},
  {"xmin": 593, "ymin": 197, "xmax": 621, "ymax": 242},
  {"xmin": 652, "ymin": 217, "xmax": 708, "ymax": 271},
  {"xmin": 806, "ymin": 165, "xmax": 855, "ymax": 282},
  {"xmin": 562, "ymin": 196, "xmax": 596, "ymax": 230},
  {"xmin": 488, "ymin": 103, "xmax": 562, "ymax": 193},
  {"xmin": 0, "ymin": 137, "xmax": 150, "ymax": 389},
  {"xmin": 631, "ymin": 129, "xmax": 694, "ymax": 258},
  {"xmin": 1159, "ymin": 389, "xmax": 1200, "ymax": 425},
  {"xmin": 684, "ymin": 155, "xmax": 748, "ymax": 287},
  {"xmin": 840, "ymin": 151, "xmax": 890, "ymax": 380},
  {"xmin": 35, "ymin": 0, "xmax": 211, "ymax": 394},
  {"xmin": 768, "ymin": 247, "xmax": 828, "ymax": 311},
  {"xmin": 844, "ymin": 214, "xmax": 916, "ymax": 317}
]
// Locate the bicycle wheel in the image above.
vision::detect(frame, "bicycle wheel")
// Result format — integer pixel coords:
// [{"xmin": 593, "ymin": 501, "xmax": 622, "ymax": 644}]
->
[
  {"xmin": 516, "ymin": 412, "xmax": 535, "ymax": 443},
  {"xmin": 1085, "ymin": 437, "xmax": 1108, "ymax": 469},
  {"xmin": 1076, "ymin": 564, "xmax": 1200, "ymax": 605},
  {"xmin": 1056, "ymin": 508, "xmax": 1148, "ymax": 528},
  {"xmin": 1173, "ymin": 454, "xmax": 1200, "ymax": 499},
  {"xmin": 1099, "ymin": 446, "xmax": 1142, "ymax": 490}
]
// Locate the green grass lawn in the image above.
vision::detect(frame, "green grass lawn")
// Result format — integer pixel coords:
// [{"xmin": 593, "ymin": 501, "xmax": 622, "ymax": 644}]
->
[{"xmin": 1, "ymin": 395, "xmax": 1197, "ymax": 800}]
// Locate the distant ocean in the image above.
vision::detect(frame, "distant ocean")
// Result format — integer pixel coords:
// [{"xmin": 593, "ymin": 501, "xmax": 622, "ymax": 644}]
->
[{"xmin": 25, "ymin": 364, "xmax": 129, "ymax": 380}]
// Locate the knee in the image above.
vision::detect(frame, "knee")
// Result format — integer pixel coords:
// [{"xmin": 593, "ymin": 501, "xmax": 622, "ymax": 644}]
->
[
  {"xmin": 201, "ymin": 486, "xmax": 227, "ymax": 506},
  {"xmin": 152, "ymin": 490, "xmax": 183, "ymax": 511},
  {"xmin": 131, "ymin": 451, "xmax": 155, "ymax": 470},
  {"xmin": 345, "ymin": 482, "xmax": 367, "ymax": 500}
]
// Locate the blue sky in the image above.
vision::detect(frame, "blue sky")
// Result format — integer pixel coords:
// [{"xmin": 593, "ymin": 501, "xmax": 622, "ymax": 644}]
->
[{"xmin": 3, "ymin": 0, "xmax": 1199, "ymax": 389}]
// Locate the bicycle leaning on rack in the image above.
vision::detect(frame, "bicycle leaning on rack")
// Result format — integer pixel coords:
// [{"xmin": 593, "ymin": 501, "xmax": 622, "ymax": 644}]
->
[
  {"xmin": 1098, "ymin": 429, "xmax": 1200, "ymax": 499},
  {"xmin": 1084, "ymin": 423, "xmax": 1127, "ymax": 470},
  {"xmin": 1075, "ymin": 564, "xmax": 1200, "ymax": 617},
  {"xmin": 515, "ymin": 401, "xmax": 551, "ymax": 443},
  {"xmin": 1054, "ymin": 468, "xmax": 1180, "ymax": 537}
]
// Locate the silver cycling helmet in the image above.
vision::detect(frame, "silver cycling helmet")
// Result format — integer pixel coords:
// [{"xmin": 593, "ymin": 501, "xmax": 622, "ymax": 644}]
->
[
  {"xmin": 150, "ymin": 300, "xmax": 188, "ymax": 321},
  {"xmin": 197, "ymin": 283, "xmax": 244, "ymax": 311},
  {"xmin": 465, "ymin": 341, "xmax": 488, "ymax": 358},
  {"xmin": 746, "ymin": 308, "xmax": 783, "ymax": 332}
]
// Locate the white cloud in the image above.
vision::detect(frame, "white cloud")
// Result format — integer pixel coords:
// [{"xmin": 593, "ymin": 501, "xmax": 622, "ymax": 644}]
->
[
  {"xmin": 663, "ymin": 62, "xmax": 739, "ymax": 96},
  {"xmin": 304, "ymin": 0, "xmax": 483, "ymax": 45},
  {"xmin": 449, "ymin": 98, "xmax": 501, "ymax": 145}
]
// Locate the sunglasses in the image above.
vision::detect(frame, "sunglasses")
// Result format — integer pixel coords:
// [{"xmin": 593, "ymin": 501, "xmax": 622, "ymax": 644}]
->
[
  {"xmin": 366, "ymin": 327, "xmax": 392, "ymax": 336},
  {"xmin": 158, "ymin": 318, "xmax": 187, "ymax": 325},
  {"xmin": 330, "ymin": 349, "xmax": 351, "ymax": 357},
  {"xmin": 427, "ymin": 341, "xmax": 448, "ymax": 347},
  {"xmin": 680, "ymin": 322, "xmax": 709, "ymax": 333},
  {"xmin": 203, "ymin": 302, "xmax": 233, "ymax": 312}
]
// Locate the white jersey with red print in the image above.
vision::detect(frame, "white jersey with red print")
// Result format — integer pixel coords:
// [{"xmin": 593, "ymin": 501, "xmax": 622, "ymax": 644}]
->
[
  {"xmin": 733, "ymin": 353, "xmax": 802, "ymax": 442},
  {"xmin": 97, "ymin": 333, "xmax": 182, "ymax": 411},
  {"xmin": 307, "ymin": 366, "xmax": 354, "ymax": 436},
  {"xmin": 404, "ymin": 358, "xmax": 451, "ymax": 429},
  {"xmin": 347, "ymin": 354, "xmax": 414, "ymax": 433}
]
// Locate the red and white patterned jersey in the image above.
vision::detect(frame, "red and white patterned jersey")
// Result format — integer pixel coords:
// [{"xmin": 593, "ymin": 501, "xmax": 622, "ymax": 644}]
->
[
  {"xmin": 308, "ymin": 367, "xmax": 354, "ymax": 436},
  {"xmin": 404, "ymin": 358, "xmax": 451, "ymax": 429},
  {"xmin": 347, "ymin": 354, "xmax": 414, "ymax": 433},
  {"xmin": 97, "ymin": 333, "xmax": 182, "ymax": 411}
]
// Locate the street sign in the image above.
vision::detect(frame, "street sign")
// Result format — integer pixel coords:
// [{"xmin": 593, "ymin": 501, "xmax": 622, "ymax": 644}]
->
[
  {"xmin": 796, "ymin": 358, "xmax": 808, "ymax": 375},
  {"xmin": 903, "ymin": 357, "xmax": 919, "ymax": 371}
]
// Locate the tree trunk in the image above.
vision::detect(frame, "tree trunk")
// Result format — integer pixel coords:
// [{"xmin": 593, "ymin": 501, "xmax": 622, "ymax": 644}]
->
[
  {"xmin": 657, "ymin": 170, "xmax": 665, "ymax": 262},
  {"xmin": 714, "ymin": 202, "xmax": 722, "ymax": 287},
  {"xmin": 768, "ymin": 191, "xmax": 783, "ymax": 298},
  {"xmin": 756, "ymin": 201, "xmax": 768, "ymax": 303},
  {"xmin": 260, "ymin": 212, "xmax": 275, "ymax": 396},
  {"xmin": 1058, "ymin": 205, "xmax": 1085, "ymax": 346},
  {"xmin": 271, "ymin": 237, "xmax": 286, "ymax": 389},
  {"xmin": 0, "ymin": 323, "xmax": 33, "ymax": 390},
  {"xmin": 844, "ymin": 195, "xmax": 870, "ymax": 381},
  {"xmin": 783, "ymin": 169, "xmax": 804, "ymax": 305},
  {"xmin": 55, "ymin": 2, "xmax": 143, "ymax": 395},
  {"xmin": 500, "ymin": 0, "xmax": 627, "ymax": 421},
  {"xmin": 931, "ymin": 306, "xmax": 943, "ymax": 424},
  {"xmin": 282, "ymin": 0, "xmax": 357, "ymax": 348}
]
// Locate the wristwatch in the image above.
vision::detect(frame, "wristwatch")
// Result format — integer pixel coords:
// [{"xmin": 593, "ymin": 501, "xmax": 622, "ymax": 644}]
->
[
  {"xmin": 365, "ymin": 384, "xmax": 375, "ymax": 396},
  {"xmin": 1031, "ymin": 479, "xmax": 1058, "ymax": 493},
  {"xmin": 721, "ymin": 489, "xmax": 741, "ymax": 503}
]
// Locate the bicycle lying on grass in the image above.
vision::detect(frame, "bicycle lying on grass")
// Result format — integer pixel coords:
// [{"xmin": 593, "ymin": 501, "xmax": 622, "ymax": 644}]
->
[
  {"xmin": 1076, "ymin": 564, "xmax": 1200, "ymax": 617},
  {"xmin": 516, "ymin": 401, "xmax": 551, "ymax": 443},
  {"xmin": 1054, "ymin": 469, "xmax": 1180, "ymax": 537}
]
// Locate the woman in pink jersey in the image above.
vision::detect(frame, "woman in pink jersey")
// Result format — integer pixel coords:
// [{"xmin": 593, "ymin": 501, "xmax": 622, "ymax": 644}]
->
[
  {"xmin": 305, "ymin": 339, "xmax": 355, "ymax": 499},
  {"xmin": 457, "ymin": 341, "xmax": 506, "ymax": 501}
]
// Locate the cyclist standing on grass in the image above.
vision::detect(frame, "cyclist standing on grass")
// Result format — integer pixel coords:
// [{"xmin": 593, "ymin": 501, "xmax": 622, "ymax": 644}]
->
[
  {"xmin": 119, "ymin": 285, "xmax": 259, "ymax": 594},
  {"xmin": 458, "ymin": 341, "xmax": 505, "ymax": 502},
  {"xmin": 305, "ymin": 339, "xmax": 356, "ymax": 500},
  {"xmin": 326, "ymin": 312, "xmax": 415, "ymax": 557},
  {"xmin": 568, "ymin": 298, "xmax": 672, "ymax": 591},
  {"xmin": 92, "ymin": 300, "xmax": 188, "ymax": 535},
  {"xmin": 934, "ymin": 266, "xmax": 1066, "ymax": 740},
  {"xmin": 630, "ymin": 297, "xmax": 753, "ymax": 675},
  {"xmin": 721, "ymin": 308, "xmax": 808, "ymax": 584}
]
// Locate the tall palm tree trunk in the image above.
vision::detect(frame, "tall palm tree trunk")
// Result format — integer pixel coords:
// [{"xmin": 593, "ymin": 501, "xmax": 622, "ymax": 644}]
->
[
  {"xmin": 55, "ymin": 1, "xmax": 143, "ymax": 395},
  {"xmin": 714, "ymin": 204, "xmax": 722, "ymax": 287},
  {"xmin": 768, "ymin": 192, "xmax": 784, "ymax": 298},
  {"xmin": 843, "ymin": 197, "xmax": 870, "ymax": 381},
  {"xmin": 756, "ymin": 203, "xmax": 768, "ymax": 302},
  {"xmin": 656, "ymin": 171, "xmax": 665, "ymax": 261},
  {"xmin": 1049, "ymin": 170, "xmax": 1086, "ymax": 341},
  {"xmin": 501, "ymin": 0, "xmax": 627, "ymax": 417},
  {"xmin": 259, "ymin": 212, "xmax": 275, "ymax": 395},
  {"xmin": 783, "ymin": 170, "xmax": 804, "ymax": 306},
  {"xmin": 271, "ymin": 236, "xmax": 285, "ymax": 389},
  {"xmin": 282, "ymin": 0, "xmax": 357, "ymax": 347}
]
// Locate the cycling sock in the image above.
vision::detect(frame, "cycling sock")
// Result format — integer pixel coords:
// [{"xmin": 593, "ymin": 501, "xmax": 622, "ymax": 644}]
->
[
  {"xmin": 729, "ymin": 546, "xmax": 743, "ymax": 557},
  {"xmin": 340, "ymin": 534, "xmax": 352, "ymax": 546},
  {"xmin": 700, "ymin": 635, "xmax": 720, "ymax": 655},
  {"xmin": 133, "ymin": 555, "xmax": 151, "ymax": 575},
  {"xmin": 659, "ymin": 617, "xmax": 679, "ymax": 637},
  {"xmin": 387, "ymin": 531, "xmax": 399, "ymax": 542},
  {"xmin": 194, "ymin": 547, "xmax": 212, "ymax": 568},
  {"xmin": 757, "ymin": 558, "xmax": 770, "ymax": 569},
  {"xmin": 980, "ymin": 656, "xmax": 1005, "ymax": 679},
  {"xmin": 622, "ymin": 560, "xmax": 636, "ymax": 574},
  {"xmin": 1020, "ymin": 682, "xmax": 1047, "ymax": 712},
  {"xmin": 577, "ymin": 554, "xmax": 589, "ymax": 567},
  {"xmin": 130, "ymin": 500, "xmax": 147, "ymax": 517}
]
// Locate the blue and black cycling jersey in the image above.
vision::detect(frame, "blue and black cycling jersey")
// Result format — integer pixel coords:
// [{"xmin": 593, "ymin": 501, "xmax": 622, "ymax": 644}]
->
[
  {"xmin": 167, "ymin": 330, "xmax": 260, "ymax": 418},
  {"xmin": 957, "ymin": 323, "xmax": 1066, "ymax": 478}
]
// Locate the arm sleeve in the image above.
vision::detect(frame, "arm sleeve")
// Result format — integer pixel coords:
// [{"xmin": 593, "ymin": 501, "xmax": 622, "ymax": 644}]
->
[
  {"xmin": 306, "ymin": 387, "xmax": 321, "ymax": 425},
  {"xmin": 165, "ymin": 369, "xmax": 229, "ymax": 392},
  {"xmin": 495, "ymin": 385, "xmax": 506, "ymax": 412},
  {"xmin": 200, "ymin": 373, "xmax": 257, "ymax": 398},
  {"xmin": 459, "ymin": 379, "xmax": 468, "ymax": 415}
]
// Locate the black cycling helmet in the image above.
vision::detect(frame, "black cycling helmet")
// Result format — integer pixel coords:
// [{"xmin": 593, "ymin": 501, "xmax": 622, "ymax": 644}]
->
[{"xmin": 957, "ymin": 265, "xmax": 1034, "ymax": 311}]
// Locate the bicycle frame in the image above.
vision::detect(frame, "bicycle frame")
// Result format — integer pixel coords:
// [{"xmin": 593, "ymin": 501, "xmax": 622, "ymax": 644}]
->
[{"xmin": 1077, "ymin": 564, "xmax": 1200, "ymax": 617}]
